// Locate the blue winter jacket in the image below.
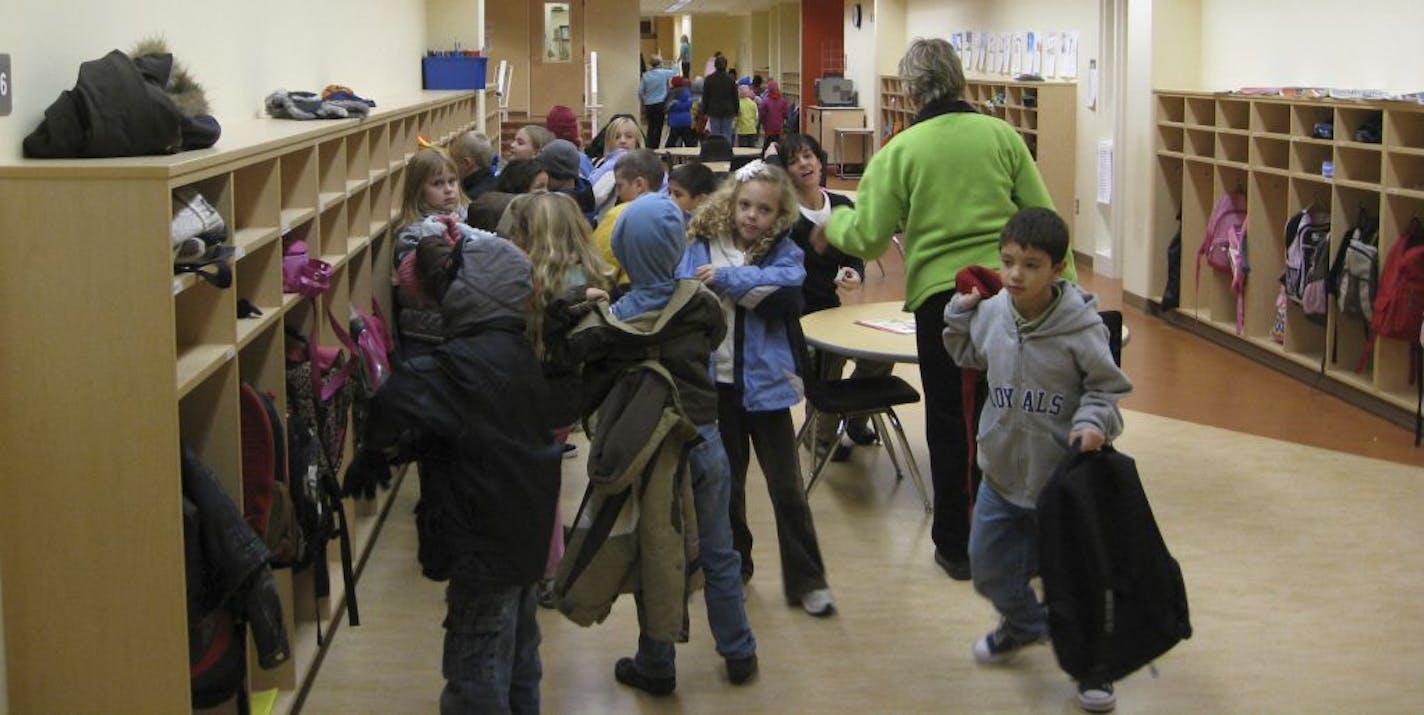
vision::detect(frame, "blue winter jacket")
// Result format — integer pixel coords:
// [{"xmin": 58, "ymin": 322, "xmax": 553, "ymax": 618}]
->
[
  {"xmin": 677, "ymin": 234, "xmax": 806, "ymax": 411},
  {"xmin": 667, "ymin": 88, "xmax": 693, "ymax": 129}
]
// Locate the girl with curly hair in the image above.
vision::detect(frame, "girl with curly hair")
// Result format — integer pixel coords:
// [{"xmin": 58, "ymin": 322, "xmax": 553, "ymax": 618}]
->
[{"xmin": 676, "ymin": 161, "xmax": 837, "ymax": 617}]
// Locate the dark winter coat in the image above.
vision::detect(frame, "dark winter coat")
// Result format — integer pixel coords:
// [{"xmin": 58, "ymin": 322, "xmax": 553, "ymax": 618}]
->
[{"xmin": 701, "ymin": 71, "xmax": 740, "ymax": 119}]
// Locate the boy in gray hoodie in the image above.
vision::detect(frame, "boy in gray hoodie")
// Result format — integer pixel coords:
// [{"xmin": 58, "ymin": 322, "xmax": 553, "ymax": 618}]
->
[{"xmin": 941, "ymin": 207, "xmax": 1132, "ymax": 714}]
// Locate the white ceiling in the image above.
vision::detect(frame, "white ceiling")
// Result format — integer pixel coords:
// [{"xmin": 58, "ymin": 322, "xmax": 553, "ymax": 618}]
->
[{"xmin": 638, "ymin": 0, "xmax": 786, "ymax": 17}]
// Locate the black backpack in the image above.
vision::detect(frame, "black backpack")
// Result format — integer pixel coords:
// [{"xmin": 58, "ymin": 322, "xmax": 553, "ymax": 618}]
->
[{"xmin": 1037, "ymin": 445, "xmax": 1192, "ymax": 683}]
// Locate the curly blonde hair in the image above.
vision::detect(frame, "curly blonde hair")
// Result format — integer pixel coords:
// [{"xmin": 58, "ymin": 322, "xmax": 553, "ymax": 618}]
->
[
  {"xmin": 687, "ymin": 164, "xmax": 799, "ymax": 264},
  {"xmin": 506, "ymin": 192, "xmax": 614, "ymax": 354}
]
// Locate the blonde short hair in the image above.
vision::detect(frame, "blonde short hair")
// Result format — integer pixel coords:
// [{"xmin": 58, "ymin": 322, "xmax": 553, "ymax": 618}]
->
[{"xmin": 448, "ymin": 130, "xmax": 494, "ymax": 171}]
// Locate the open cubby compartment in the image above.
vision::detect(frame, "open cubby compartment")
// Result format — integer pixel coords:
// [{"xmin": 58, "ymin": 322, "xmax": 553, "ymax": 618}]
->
[
  {"xmin": 1334, "ymin": 144, "xmax": 1382, "ymax": 185},
  {"xmin": 346, "ymin": 130, "xmax": 371, "ymax": 195},
  {"xmin": 175, "ymin": 271, "xmax": 238, "ymax": 397},
  {"xmin": 1291, "ymin": 138, "xmax": 1334, "ymax": 178},
  {"xmin": 1384, "ymin": 151, "xmax": 1424, "ymax": 194},
  {"xmin": 1291, "ymin": 103, "xmax": 1335, "ymax": 139},
  {"xmin": 235, "ymin": 238, "xmax": 284, "ymax": 348},
  {"xmin": 347, "ymin": 186, "xmax": 372, "ymax": 252},
  {"xmin": 1336, "ymin": 106, "xmax": 1385, "ymax": 146},
  {"xmin": 1178, "ymin": 159, "xmax": 1217, "ymax": 311},
  {"xmin": 1195, "ymin": 165, "xmax": 1251, "ymax": 329},
  {"xmin": 317, "ymin": 138, "xmax": 348, "ymax": 211},
  {"xmin": 1251, "ymin": 100, "xmax": 1290, "ymax": 136},
  {"xmin": 369, "ymin": 175, "xmax": 392, "ymax": 236},
  {"xmin": 1369, "ymin": 174, "xmax": 1420, "ymax": 395},
  {"xmin": 1216, "ymin": 131, "xmax": 1249, "ymax": 165},
  {"xmin": 1005, "ymin": 85, "xmax": 1025, "ymax": 107},
  {"xmin": 399, "ymin": 117, "xmax": 418, "ymax": 161},
  {"xmin": 1185, "ymin": 96, "xmax": 1215, "ymax": 127},
  {"xmin": 1325, "ymin": 185, "xmax": 1382, "ymax": 374},
  {"xmin": 1216, "ymin": 98, "xmax": 1250, "ymax": 131},
  {"xmin": 178, "ymin": 172, "xmax": 235, "ymax": 244},
  {"xmin": 1151, "ymin": 154, "xmax": 1185, "ymax": 300},
  {"xmin": 233, "ymin": 159, "xmax": 282, "ymax": 254},
  {"xmin": 1185, "ymin": 127, "xmax": 1215, "ymax": 158},
  {"xmin": 280, "ymin": 146, "xmax": 319, "ymax": 232},
  {"xmin": 1021, "ymin": 133, "xmax": 1038, "ymax": 159},
  {"xmin": 1279, "ymin": 175, "xmax": 1332, "ymax": 359},
  {"xmin": 368, "ymin": 123, "xmax": 390, "ymax": 181},
  {"xmin": 178, "ymin": 359, "xmax": 242, "ymax": 498},
  {"xmin": 1244, "ymin": 171, "xmax": 1291, "ymax": 337},
  {"xmin": 1251, "ymin": 136, "xmax": 1290, "ymax": 171},
  {"xmin": 1156, "ymin": 93, "xmax": 1186, "ymax": 124},
  {"xmin": 1022, "ymin": 109, "xmax": 1038, "ymax": 132},
  {"xmin": 1386, "ymin": 108, "xmax": 1424, "ymax": 149},
  {"xmin": 347, "ymin": 246, "xmax": 374, "ymax": 309},
  {"xmin": 1158, "ymin": 123, "xmax": 1184, "ymax": 154},
  {"xmin": 319, "ymin": 200, "xmax": 349, "ymax": 263},
  {"xmin": 388, "ymin": 166, "xmax": 407, "ymax": 222},
  {"xmin": 1005, "ymin": 107, "xmax": 1023, "ymax": 129}
]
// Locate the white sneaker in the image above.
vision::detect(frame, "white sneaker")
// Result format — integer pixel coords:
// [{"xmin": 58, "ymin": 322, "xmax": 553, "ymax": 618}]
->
[
  {"xmin": 1076, "ymin": 681, "xmax": 1116, "ymax": 713},
  {"xmin": 562, "ymin": 442, "xmax": 579, "ymax": 459},
  {"xmin": 800, "ymin": 588, "xmax": 835, "ymax": 616}
]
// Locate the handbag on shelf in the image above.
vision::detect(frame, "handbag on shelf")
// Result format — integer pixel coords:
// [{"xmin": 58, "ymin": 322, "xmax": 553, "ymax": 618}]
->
[{"xmin": 282, "ymin": 233, "xmax": 331, "ymax": 298}]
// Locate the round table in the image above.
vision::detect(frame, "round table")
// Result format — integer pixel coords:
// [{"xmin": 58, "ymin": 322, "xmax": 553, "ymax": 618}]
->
[{"xmin": 800, "ymin": 300, "xmax": 918, "ymax": 364}]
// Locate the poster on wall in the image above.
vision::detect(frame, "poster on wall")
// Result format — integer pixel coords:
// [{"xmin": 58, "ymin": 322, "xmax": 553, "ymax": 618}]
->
[
  {"xmin": 1042, "ymin": 32, "xmax": 1060, "ymax": 78},
  {"xmin": 1026, "ymin": 31, "xmax": 1042, "ymax": 76},
  {"xmin": 976, "ymin": 31, "xmax": 988, "ymax": 72},
  {"xmin": 1061, "ymin": 31, "xmax": 1080, "ymax": 79},
  {"xmin": 1010, "ymin": 33, "xmax": 1024, "ymax": 75},
  {"xmin": 999, "ymin": 33, "xmax": 1012, "ymax": 74},
  {"xmin": 950, "ymin": 32, "xmax": 964, "ymax": 60}
]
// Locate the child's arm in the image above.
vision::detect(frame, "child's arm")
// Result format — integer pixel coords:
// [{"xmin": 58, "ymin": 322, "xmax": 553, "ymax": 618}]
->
[
  {"xmin": 1068, "ymin": 325, "xmax": 1134, "ymax": 451},
  {"xmin": 711, "ymin": 238, "xmax": 806, "ymax": 299},
  {"xmin": 940, "ymin": 289, "xmax": 988, "ymax": 370}
]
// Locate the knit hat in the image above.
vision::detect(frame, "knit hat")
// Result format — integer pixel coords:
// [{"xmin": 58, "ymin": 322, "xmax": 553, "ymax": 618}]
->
[
  {"xmin": 539, "ymin": 139, "xmax": 582, "ymax": 181},
  {"xmin": 671, "ymin": 76, "xmax": 688, "ymax": 88},
  {"xmin": 544, "ymin": 105, "xmax": 581, "ymax": 145}
]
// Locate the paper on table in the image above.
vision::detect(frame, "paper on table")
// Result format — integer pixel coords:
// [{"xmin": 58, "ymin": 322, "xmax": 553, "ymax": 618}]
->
[{"xmin": 856, "ymin": 317, "xmax": 917, "ymax": 335}]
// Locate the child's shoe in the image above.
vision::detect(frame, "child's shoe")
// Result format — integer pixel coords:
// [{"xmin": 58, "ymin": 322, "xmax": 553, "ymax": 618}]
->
[
  {"xmin": 613, "ymin": 657, "xmax": 675, "ymax": 696},
  {"xmin": 1076, "ymin": 681, "xmax": 1115, "ymax": 712},
  {"xmin": 536, "ymin": 578, "xmax": 556, "ymax": 609},
  {"xmin": 972, "ymin": 624, "xmax": 1048, "ymax": 664},
  {"xmin": 726, "ymin": 654, "xmax": 758, "ymax": 684},
  {"xmin": 800, "ymin": 588, "xmax": 836, "ymax": 617}
]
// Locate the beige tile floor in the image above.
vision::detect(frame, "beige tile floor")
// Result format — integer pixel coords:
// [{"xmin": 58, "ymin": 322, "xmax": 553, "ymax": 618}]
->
[{"xmin": 299, "ymin": 251, "xmax": 1424, "ymax": 714}]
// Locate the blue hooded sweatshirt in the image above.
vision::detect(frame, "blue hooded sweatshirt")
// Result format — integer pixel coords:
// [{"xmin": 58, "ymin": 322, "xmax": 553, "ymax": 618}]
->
[{"xmin": 610, "ymin": 193, "xmax": 688, "ymax": 320}]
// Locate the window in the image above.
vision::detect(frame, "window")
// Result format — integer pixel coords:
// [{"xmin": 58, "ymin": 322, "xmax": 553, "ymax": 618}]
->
[{"xmin": 544, "ymin": 2, "xmax": 571, "ymax": 62}]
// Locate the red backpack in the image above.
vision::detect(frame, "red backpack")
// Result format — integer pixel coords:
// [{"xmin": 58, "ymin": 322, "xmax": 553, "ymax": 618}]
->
[{"xmin": 1371, "ymin": 218, "xmax": 1424, "ymax": 342}]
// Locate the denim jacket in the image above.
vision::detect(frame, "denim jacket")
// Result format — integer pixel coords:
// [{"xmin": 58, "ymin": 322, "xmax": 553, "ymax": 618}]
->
[{"xmin": 678, "ymin": 233, "xmax": 806, "ymax": 411}]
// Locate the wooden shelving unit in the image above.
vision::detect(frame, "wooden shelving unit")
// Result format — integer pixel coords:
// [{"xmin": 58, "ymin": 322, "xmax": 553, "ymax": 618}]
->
[
  {"xmin": 878, "ymin": 76, "xmax": 1077, "ymax": 222},
  {"xmin": 0, "ymin": 90, "xmax": 480, "ymax": 713},
  {"xmin": 1152, "ymin": 90, "xmax": 1424, "ymax": 426},
  {"xmin": 781, "ymin": 70, "xmax": 801, "ymax": 107}
]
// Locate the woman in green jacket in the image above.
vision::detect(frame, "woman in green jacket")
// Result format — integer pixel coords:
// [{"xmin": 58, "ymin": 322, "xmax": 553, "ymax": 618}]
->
[{"xmin": 814, "ymin": 37, "xmax": 1074, "ymax": 581}]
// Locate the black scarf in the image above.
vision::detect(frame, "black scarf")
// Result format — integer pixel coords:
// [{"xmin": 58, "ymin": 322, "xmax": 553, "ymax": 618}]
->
[{"xmin": 913, "ymin": 97, "xmax": 979, "ymax": 126}]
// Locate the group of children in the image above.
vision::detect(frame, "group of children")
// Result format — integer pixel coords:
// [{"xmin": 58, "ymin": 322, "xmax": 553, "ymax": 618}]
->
[{"xmin": 342, "ymin": 109, "xmax": 1133, "ymax": 713}]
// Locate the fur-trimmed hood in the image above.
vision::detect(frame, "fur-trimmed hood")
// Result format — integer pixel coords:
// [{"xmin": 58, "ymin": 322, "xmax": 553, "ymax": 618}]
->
[{"xmin": 131, "ymin": 38, "xmax": 209, "ymax": 116}]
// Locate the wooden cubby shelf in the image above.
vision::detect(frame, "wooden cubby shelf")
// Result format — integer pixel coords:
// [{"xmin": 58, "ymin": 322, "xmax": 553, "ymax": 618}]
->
[
  {"xmin": 0, "ymin": 90, "xmax": 483, "ymax": 714},
  {"xmin": 1152, "ymin": 90, "xmax": 1424, "ymax": 429},
  {"xmin": 879, "ymin": 75, "xmax": 1077, "ymax": 228}
]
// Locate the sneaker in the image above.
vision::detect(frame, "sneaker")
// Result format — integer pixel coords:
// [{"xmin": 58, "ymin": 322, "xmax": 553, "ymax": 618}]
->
[
  {"xmin": 726, "ymin": 654, "xmax": 758, "ymax": 685},
  {"xmin": 562, "ymin": 442, "xmax": 578, "ymax": 459},
  {"xmin": 1077, "ymin": 681, "xmax": 1116, "ymax": 713},
  {"xmin": 830, "ymin": 434, "xmax": 854, "ymax": 462},
  {"xmin": 844, "ymin": 423, "xmax": 878, "ymax": 446},
  {"xmin": 934, "ymin": 550, "xmax": 972, "ymax": 581},
  {"xmin": 972, "ymin": 625, "xmax": 1048, "ymax": 664},
  {"xmin": 800, "ymin": 588, "xmax": 836, "ymax": 617},
  {"xmin": 613, "ymin": 657, "xmax": 675, "ymax": 696}
]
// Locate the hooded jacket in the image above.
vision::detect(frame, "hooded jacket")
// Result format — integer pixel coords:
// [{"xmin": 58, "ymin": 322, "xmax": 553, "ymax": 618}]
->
[
  {"xmin": 942, "ymin": 280, "xmax": 1132, "ymax": 508},
  {"xmin": 362, "ymin": 233, "xmax": 561, "ymax": 585},
  {"xmin": 667, "ymin": 87, "xmax": 693, "ymax": 129}
]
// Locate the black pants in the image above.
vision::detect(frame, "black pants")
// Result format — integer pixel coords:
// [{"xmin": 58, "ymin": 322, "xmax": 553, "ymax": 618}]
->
[
  {"xmin": 718, "ymin": 384, "xmax": 828, "ymax": 601},
  {"xmin": 666, "ymin": 126, "xmax": 697, "ymax": 148},
  {"xmin": 643, "ymin": 103, "xmax": 666, "ymax": 149},
  {"xmin": 914, "ymin": 290, "xmax": 985, "ymax": 563}
]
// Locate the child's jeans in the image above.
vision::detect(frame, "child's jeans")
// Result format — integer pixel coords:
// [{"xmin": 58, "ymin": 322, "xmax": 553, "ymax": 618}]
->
[
  {"xmin": 968, "ymin": 480, "xmax": 1048, "ymax": 643},
  {"xmin": 634, "ymin": 422, "xmax": 757, "ymax": 677},
  {"xmin": 440, "ymin": 580, "xmax": 541, "ymax": 715}
]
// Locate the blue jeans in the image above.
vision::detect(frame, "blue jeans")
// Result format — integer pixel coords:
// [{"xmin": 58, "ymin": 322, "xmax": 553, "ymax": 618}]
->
[
  {"xmin": 708, "ymin": 115, "xmax": 736, "ymax": 145},
  {"xmin": 968, "ymin": 480, "xmax": 1047, "ymax": 643},
  {"xmin": 635, "ymin": 423, "xmax": 757, "ymax": 677},
  {"xmin": 440, "ymin": 581, "xmax": 541, "ymax": 714}
]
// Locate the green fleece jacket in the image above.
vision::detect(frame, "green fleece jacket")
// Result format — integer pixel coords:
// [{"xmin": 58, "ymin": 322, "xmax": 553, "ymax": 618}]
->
[{"xmin": 825, "ymin": 108, "xmax": 1075, "ymax": 310}]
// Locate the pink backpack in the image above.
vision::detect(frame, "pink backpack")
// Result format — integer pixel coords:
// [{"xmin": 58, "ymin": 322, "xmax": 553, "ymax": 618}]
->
[{"xmin": 1195, "ymin": 191, "xmax": 1248, "ymax": 334}]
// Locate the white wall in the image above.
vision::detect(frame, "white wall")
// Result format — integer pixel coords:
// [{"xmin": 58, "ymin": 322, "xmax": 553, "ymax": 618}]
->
[
  {"xmin": 904, "ymin": 0, "xmax": 1108, "ymax": 269},
  {"xmin": 0, "ymin": 0, "xmax": 428, "ymax": 162}
]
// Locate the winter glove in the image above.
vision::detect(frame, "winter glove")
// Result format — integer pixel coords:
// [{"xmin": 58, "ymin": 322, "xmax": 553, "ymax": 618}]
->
[{"xmin": 342, "ymin": 449, "xmax": 391, "ymax": 499}]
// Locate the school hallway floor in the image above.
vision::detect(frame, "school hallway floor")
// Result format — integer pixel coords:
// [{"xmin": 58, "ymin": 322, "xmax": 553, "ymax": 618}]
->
[{"xmin": 300, "ymin": 243, "xmax": 1424, "ymax": 714}]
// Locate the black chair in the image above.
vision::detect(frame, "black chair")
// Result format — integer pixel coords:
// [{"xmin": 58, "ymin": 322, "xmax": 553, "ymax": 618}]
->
[{"xmin": 790, "ymin": 322, "xmax": 932, "ymax": 512}]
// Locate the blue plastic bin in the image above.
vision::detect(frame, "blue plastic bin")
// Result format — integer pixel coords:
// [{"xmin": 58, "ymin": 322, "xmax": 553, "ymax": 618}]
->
[{"xmin": 422, "ymin": 56, "xmax": 488, "ymax": 90}]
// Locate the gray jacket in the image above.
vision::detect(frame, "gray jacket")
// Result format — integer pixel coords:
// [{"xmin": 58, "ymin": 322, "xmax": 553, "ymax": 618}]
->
[{"xmin": 942, "ymin": 280, "xmax": 1132, "ymax": 508}]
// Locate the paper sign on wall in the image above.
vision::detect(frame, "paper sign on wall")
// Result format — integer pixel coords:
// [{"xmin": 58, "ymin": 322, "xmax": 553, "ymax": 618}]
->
[
  {"xmin": 1097, "ymin": 140, "xmax": 1113, "ymax": 205},
  {"xmin": 0, "ymin": 54, "xmax": 10, "ymax": 117},
  {"xmin": 1061, "ymin": 32, "xmax": 1079, "ymax": 78}
]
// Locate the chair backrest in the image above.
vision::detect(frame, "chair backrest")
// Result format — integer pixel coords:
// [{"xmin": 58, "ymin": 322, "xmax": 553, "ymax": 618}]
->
[{"xmin": 1099, "ymin": 310, "xmax": 1123, "ymax": 367}]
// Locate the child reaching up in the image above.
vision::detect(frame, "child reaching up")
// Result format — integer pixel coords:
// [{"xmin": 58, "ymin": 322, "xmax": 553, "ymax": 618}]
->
[
  {"xmin": 941, "ymin": 206, "xmax": 1132, "ymax": 714},
  {"xmin": 678, "ymin": 161, "xmax": 836, "ymax": 617}
]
